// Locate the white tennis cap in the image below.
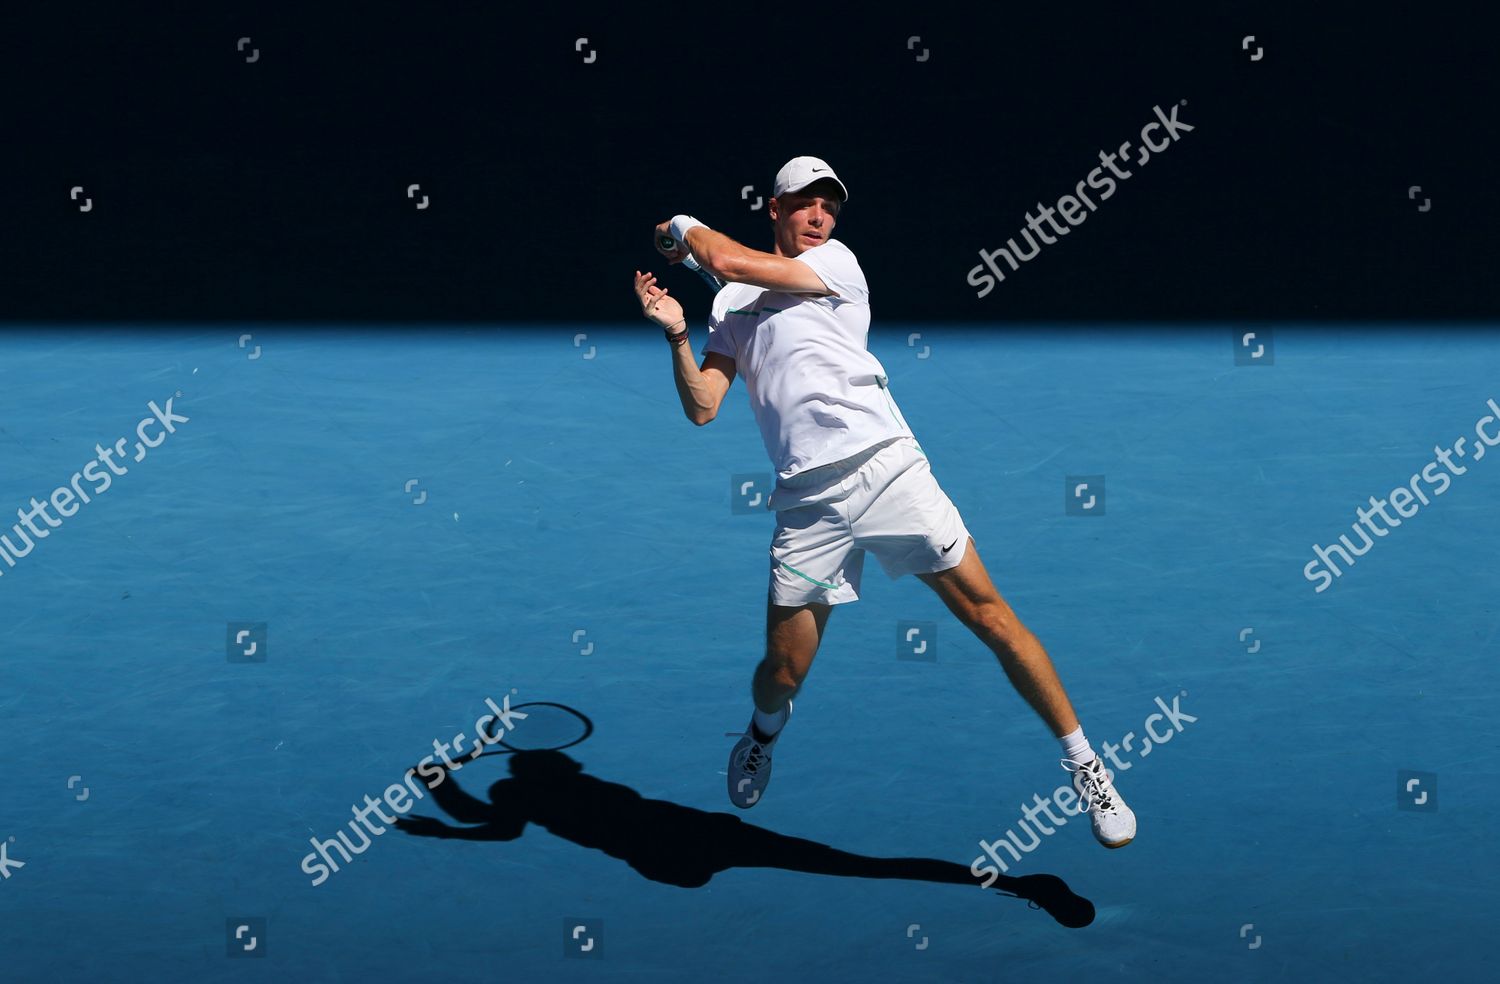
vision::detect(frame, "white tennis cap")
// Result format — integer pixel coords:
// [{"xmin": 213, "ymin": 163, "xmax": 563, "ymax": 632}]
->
[{"xmin": 773, "ymin": 156, "xmax": 849, "ymax": 203}]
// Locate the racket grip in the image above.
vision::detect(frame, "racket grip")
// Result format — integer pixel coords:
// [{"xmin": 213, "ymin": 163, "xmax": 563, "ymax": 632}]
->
[{"xmin": 658, "ymin": 233, "xmax": 712, "ymax": 280}]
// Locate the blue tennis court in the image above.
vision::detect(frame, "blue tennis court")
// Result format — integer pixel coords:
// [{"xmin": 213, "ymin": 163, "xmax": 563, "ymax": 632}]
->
[{"xmin": 2, "ymin": 325, "xmax": 1494, "ymax": 981}]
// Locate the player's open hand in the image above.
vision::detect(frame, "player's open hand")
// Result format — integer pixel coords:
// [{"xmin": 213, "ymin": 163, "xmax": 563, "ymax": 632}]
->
[{"xmin": 634, "ymin": 270, "xmax": 685, "ymax": 330}]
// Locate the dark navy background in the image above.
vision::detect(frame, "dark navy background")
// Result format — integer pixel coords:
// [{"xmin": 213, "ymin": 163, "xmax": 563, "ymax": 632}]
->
[{"xmin": 2, "ymin": 2, "xmax": 1495, "ymax": 323}]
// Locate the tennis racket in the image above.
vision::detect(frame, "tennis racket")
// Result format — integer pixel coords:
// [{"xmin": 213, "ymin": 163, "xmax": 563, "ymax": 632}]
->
[{"xmin": 658, "ymin": 234, "xmax": 724, "ymax": 293}]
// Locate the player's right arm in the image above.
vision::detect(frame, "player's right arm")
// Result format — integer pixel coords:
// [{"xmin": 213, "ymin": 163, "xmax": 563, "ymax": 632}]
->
[{"xmin": 682, "ymin": 226, "xmax": 835, "ymax": 297}]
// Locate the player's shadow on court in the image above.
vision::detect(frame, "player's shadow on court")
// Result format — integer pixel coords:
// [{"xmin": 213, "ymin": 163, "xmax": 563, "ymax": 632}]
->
[{"xmin": 395, "ymin": 749, "xmax": 1094, "ymax": 928}]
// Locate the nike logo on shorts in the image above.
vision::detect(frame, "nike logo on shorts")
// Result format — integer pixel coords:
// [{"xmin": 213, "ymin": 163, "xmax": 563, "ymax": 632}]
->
[{"xmin": 941, "ymin": 536, "xmax": 960, "ymax": 555}]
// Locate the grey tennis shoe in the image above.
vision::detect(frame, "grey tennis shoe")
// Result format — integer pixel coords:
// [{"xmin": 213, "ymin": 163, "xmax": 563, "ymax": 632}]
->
[{"xmin": 726, "ymin": 701, "xmax": 792, "ymax": 809}]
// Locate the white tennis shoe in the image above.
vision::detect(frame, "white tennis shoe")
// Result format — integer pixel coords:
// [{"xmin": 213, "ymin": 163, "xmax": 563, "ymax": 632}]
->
[
  {"xmin": 1063, "ymin": 756, "xmax": 1136, "ymax": 848},
  {"xmin": 726, "ymin": 701, "xmax": 791, "ymax": 809}
]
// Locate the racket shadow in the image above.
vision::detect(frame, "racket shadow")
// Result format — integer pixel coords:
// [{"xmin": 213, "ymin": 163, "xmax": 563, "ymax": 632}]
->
[{"xmin": 395, "ymin": 740, "xmax": 1094, "ymax": 929}]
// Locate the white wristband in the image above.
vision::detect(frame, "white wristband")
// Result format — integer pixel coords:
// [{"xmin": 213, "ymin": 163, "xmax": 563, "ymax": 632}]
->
[{"xmin": 669, "ymin": 214, "xmax": 708, "ymax": 246}]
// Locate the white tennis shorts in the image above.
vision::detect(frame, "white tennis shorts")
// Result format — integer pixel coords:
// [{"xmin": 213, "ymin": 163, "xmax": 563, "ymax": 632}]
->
[{"xmin": 767, "ymin": 435, "xmax": 974, "ymax": 606}]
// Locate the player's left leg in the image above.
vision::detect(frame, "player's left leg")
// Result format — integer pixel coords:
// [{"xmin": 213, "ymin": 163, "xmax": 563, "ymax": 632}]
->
[
  {"xmin": 915, "ymin": 540, "xmax": 1077, "ymax": 736},
  {"xmin": 916, "ymin": 539, "xmax": 1136, "ymax": 848}
]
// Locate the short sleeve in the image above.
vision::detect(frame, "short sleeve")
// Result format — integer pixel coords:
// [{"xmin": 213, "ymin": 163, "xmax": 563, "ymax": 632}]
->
[
  {"xmin": 794, "ymin": 239, "xmax": 868, "ymax": 305},
  {"xmin": 703, "ymin": 298, "xmax": 737, "ymax": 360}
]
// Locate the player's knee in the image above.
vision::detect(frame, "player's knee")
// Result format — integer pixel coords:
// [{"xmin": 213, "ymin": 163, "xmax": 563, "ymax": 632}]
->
[
  {"xmin": 975, "ymin": 602, "xmax": 1026, "ymax": 647},
  {"xmin": 757, "ymin": 651, "xmax": 805, "ymax": 692}
]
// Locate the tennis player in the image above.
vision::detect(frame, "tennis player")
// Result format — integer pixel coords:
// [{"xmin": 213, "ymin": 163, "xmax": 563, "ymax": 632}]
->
[{"xmin": 631, "ymin": 157, "xmax": 1135, "ymax": 850}]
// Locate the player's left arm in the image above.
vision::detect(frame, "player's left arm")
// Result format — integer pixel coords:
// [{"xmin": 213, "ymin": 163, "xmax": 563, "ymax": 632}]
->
[{"xmin": 663, "ymin": 223, "xmax": 836, "ymax": 297}]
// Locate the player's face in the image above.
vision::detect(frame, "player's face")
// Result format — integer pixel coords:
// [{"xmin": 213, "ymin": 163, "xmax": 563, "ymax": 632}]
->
[{"xmin": 772, "ymin": 186, "xmax": 841, "ymax": 256}]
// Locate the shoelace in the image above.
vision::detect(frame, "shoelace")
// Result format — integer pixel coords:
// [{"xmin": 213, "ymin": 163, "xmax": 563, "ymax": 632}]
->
[
  {"xmin": 1061, "ymin": 758, "xmax": 1119, "ymax": 814},
  {"xmin": 725, "ymin": 730, "xmax": 772, "ymax": 775}
]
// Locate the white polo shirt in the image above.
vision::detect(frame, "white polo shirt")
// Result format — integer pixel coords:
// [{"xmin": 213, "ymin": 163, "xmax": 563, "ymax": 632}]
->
[{"xmin": 703, "ymin": 238, "xmax": 914, "ymax": 482}]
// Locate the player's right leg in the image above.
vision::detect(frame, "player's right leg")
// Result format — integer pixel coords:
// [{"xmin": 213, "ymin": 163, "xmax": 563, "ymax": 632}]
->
[
  {"xmin": 727, "ymin": 599, "xmax": 831, "ymax": 809},
  {"xmin": 729, "ymin": 465, "xmax": 863, "ymax": 809},
  {"xmin": 753, "ymin": 600, "xmax": 830, "ymax": 717}
]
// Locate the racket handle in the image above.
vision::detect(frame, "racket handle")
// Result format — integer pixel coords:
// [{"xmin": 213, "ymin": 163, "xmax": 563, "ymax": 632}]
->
[
  {"xmin": 660, "ymin": 236, "xmax": 700, "ymax": 267},
  {"xmin": 658, "ymin": 233, "xmax": 720, "ymax": 290},
  {"xmin": 661, "ymin": 235, "xmax": 705, "ymax": 273}
]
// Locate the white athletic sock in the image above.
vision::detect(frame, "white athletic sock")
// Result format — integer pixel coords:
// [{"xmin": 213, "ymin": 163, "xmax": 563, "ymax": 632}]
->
[
  {"xmin": 1059, "ymin": 726, "xmax": 1096, "ymax": 765},
  {"xmin": 752, "ymin": 703, "xmax": 790, "ymax": 742}
]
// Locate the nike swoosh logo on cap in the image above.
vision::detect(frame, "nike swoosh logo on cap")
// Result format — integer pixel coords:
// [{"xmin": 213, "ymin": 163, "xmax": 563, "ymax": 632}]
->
[{"xmin": 811, "ymin": 167, "xmax": 827, "ymax": 172}]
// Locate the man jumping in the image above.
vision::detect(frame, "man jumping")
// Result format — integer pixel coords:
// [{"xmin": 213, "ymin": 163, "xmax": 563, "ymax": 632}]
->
[{"xmin": 631, "ymin": 156, "xmax": 1135, "ymax": 851}]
